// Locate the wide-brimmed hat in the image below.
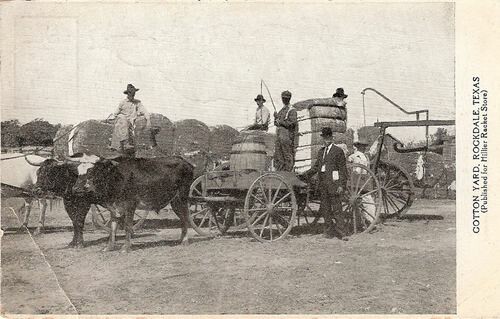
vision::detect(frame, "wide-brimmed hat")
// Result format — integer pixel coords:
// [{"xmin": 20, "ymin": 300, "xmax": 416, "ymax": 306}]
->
[
  {"xmin": 123, "ymin": 84, "xmax": 140, "ymax": 94},
  {"xmin": 332, "ymin": 88, "xmax": 347, "ymax": 98},
  {"xmin": 353, "ymin": 138, "xmax": 370, "ymax": 146},
  {"xmin": 320, "ymin": 127, "xmax": 333, "ymax": 138},
  {"xmin": 281, "ymin": 90, "xmax": 292, "ymax": 98},
  {"xmin": 254, "ymin": 94, "xmax": 266, "ymax": 102}
]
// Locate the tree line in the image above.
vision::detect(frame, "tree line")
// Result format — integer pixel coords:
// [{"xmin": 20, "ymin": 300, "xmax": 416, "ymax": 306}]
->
[{"xmin": 1, "ymin": 119, "xmax": 61, "ymax": 148}]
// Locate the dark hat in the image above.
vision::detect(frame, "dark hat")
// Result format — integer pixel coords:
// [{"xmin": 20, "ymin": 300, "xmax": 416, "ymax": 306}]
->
[
  {"xmin": 281, "ymin": 90, "xmax": 292, "ymax": 98},
  {"xmin": 332, "ymin": 88, "xmax": 347, "ymax": 98},
  {"xmin": 320, "ymin": 127, "xmax": 333, "ymax": 138},
  {"xmin": 123, "ymin": 84, "xmax": 139, "ymax": 94},
  {"xmin": 254, "ymin": 94, "xmax": 266, "ymax": 102}
]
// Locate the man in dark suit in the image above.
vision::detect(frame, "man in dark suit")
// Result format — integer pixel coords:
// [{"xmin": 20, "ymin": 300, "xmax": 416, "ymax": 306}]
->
[{"xmin": 300, "ymin": 127, "xmax": 348, "ymax": 239}]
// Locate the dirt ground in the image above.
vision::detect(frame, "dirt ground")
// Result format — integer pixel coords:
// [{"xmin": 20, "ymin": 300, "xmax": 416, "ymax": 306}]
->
[{"xmin": 1, "ymin": 198, "xmax": 455, "ymax": 315}]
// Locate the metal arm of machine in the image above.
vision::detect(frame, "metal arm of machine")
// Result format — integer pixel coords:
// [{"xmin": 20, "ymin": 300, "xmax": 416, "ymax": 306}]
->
[
  {"xmin": 393, "ymin": 142, "xmax": 444, "ymax": 155},
  {"xmin": 361, "ymin": 88, "xmax": 429, "ymax": 121}
]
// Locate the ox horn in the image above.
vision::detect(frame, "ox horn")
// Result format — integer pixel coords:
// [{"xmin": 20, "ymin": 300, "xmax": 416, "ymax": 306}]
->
[{"xmin": 24, "ymin": 155, "xmax": 46, "ymax": 166}]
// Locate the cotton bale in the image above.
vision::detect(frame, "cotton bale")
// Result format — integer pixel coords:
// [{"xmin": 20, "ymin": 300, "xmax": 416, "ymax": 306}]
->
[
  {"xmin": 135, "ymin": 113, "xmax": 175, "ymax": 157},
  {"xmin": 53, "ymin": 125, "xmax": 74, "ymax": 159},
  {"xmin": 172, "ymin": 119, "xmax": 211, "ymax": 155},
  {"xmin": 209, "ymin": 125, "xmax": 240, "ymax": 160},
  {"xmin": 293, "ymin": 97, "xmax": 347, "ymax": 111}
]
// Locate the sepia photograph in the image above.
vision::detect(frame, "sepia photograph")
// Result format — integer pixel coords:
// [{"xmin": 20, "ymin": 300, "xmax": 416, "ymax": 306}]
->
[{"xmin": 0, "ymin": 0, "xmax": 494, "ymax": 317}]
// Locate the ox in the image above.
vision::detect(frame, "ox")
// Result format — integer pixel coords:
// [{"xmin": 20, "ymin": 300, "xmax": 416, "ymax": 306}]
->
[
  {"xmin": 70, "ymin": 154, "xmax": 194, "ymax": 252},
  {"xmin": 28, "ymin": 157, "xmax": 93, "ymax": 248},
  {"xmin": 1, "ymin": 153, "xmax": 49, "ymax": 235}
]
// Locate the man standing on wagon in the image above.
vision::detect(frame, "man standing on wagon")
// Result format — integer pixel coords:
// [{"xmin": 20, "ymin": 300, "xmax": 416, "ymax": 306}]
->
[
  {"xmin": 110, "ymin": 84, "xmax": 151, "ymax": 154},
  {"xmin": 300, "ymin": 127, "xmax": 348, "ymax": 239},
  {"xmin": 273, "ymin": 90, "xmax": 298, "ymax": 171}
]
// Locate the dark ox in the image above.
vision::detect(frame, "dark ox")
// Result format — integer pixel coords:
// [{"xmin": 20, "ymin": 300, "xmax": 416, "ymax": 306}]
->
[
  {"xmin": 71, "ymin": 155, "xmax": 194, "ymax": 252},
  {"xmin": 30, "ymin": 157, "xmax": 94, "ymax": 248}
]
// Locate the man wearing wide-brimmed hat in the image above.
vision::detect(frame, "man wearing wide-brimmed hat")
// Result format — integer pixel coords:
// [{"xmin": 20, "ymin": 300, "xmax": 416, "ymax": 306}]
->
[
  {"xmin": 273, "ymin": 90, "xmax": 298, "ymax": 171},
  {"xmin": 300, "ymin": 127, "xmax": 348, "ymax": 239},
  {"xmin": 348, "ymin": 136, "xmax": 370, "ymax": 171},
  {"xmin": 110, "ymin": 84, "xmax": 150, "ymax": 153},
  {"xmin": 332, "ymin": 87, "xmax": 348, "ymax": 108},
  {"xmin": 247, "ymin": 94, "xmax": 270, "ymax": 131}
]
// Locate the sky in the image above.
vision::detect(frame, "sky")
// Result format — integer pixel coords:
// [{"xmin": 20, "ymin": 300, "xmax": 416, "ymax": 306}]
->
[{"xmin": 0, "ymin": 2, "xmax": 455, "ymax": 142}]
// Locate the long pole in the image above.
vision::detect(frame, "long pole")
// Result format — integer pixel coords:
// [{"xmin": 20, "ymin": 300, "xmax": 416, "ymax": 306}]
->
[{"xmin": 261, "ymin": 79, "xmax": 277, "ymax": 113}]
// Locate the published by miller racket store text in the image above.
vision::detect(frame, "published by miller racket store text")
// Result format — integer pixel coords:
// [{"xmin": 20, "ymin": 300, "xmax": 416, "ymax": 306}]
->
[{"xmin": 471, "ymin": 76, "xmax": 488, "ymax": 234}]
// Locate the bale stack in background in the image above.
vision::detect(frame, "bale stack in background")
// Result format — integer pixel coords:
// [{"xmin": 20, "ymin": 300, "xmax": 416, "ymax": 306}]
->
[
  {"xmin": 294, "ymin": 98, "xmax": 349, "ymax": 172},
  {"xmin": 53, "ymin": 125, "xmax": 74, "ymax": 159},
  {"xmin": 396, "ymin": 152, "xmax": 446, "ymax": 189},
  {"xmin": 357, "ymin": 126, "xmax": 381, "ymax": 146},
  {"xmin": 172, "ymin": 119, "xmax": 211, "ymax": 155},
  {"xmin": 135, "ymin": 113, "xmax": 175, "ymax": 157},
  {"xmin": 209, "ymin": 125, "xmax": 240, "ymax": 161}
]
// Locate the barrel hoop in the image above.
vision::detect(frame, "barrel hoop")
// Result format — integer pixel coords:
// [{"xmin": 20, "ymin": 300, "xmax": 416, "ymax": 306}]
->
[{"xmin": 230, "ymin": 150, "xmax": 268, "ymax": 155}]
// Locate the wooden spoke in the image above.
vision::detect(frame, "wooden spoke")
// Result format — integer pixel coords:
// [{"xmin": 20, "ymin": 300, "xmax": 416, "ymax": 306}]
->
[
  {"xmin": 251, "ymin": 194, "xmax": 266, "ymax": 206},
  {"xmin": 359, "ymin": 188, "xmax": 379, "ymax": 198},
  {"xmin": 274, "ymin": 218, "xmax": 284, "ymax": 235},
  {"xmin": 259, "ymin": 180, "xmax": 269, "ymax": 203},
  {"xmin": 251, "ymin": 211, "xmax": 268, "ymax": 227},
  {"xmin": 191, "ymin": 207, "xmax": 210, "ymax": 217},
  {"xmin": 269, "ymin": 216, "xmax": 273, "ymax": 241},
  {"xmin": 259, "ymin": 214, "xmax": 270, "ymax": 237},
  {"xmin": 274, "ymin": 192, "xmax": 291, "ymax": 206},
  {"xmin": 272, "ymin": 182, "xmax": 283, "ymax": 203},
  {"xmin": 355, "ymin": 172, "xmax": 363, "ymax": 192},
  {"xmin": 357, "ymin": 175, "xmax": 374, "ymax": 194},
  {"xmin": 385, "ymin": 194, "xmax": 402, "ymax": 212}
]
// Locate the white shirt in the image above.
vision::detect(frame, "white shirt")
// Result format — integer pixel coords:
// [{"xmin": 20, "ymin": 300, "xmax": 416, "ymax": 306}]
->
[{"xmin": 255, "ymin": 105, "xmax": 270, "ymax": 126}]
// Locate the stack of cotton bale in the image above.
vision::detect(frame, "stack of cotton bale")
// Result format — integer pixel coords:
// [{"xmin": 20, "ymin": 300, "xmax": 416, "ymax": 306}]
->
[
  {"xmin": 293, "ymin": 97, "xmax": 349, "ymax": 172},
  {"xmin": 53, "ymin": 113, "xmax": 174, "ymax": 159}
]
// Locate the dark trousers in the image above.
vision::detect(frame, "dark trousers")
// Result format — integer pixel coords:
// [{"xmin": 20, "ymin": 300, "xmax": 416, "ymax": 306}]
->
[
  {"xmin": 274, "ymin": 138, "xmax": 294, "ymax": 171},
  {"xmin": 319, "ymin": 187, "xmax": 347, "ymax": 236}
]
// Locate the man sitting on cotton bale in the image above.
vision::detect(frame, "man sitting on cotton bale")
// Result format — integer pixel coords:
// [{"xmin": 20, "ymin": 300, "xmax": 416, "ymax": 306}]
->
[
  {"xmin": 109, "ymin": 84, "xmax": 151, "ymax": 155},
  {"xmin": 247, "ymin": 94, "xmax": 270, "ymax": 131}
]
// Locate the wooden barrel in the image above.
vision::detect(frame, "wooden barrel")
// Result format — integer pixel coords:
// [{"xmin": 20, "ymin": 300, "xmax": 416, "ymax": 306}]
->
[{"xmin": 230, "ymin": 132, "xmax": 267, "ymax": 171}]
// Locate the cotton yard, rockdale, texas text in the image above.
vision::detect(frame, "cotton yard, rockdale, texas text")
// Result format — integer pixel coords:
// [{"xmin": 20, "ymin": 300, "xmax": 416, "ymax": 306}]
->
[{"xmin": 471, "ymin": 76, "xmax": 488, "ymax": 234}]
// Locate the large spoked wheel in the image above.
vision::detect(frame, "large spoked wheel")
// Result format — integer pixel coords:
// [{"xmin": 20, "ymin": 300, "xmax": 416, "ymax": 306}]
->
[
  {"xmin": 343, "ymin": 163, "xmax": 382, "ymax": 234},
  {"xmin": 90, "ymin": 205, "xmax": 149, "ymax": 233},
  {"xmin": 244, "ymin": 173, "xmax": 297, "ymax": 242},
  {"xmin": 188, "ymin": 175, "xmax": 233, "ymax": 237},
  {"xmin": 297, "ymin": 191, "xmax": 321, "ymax": 226},
  {"xmin": 375, "ymin": 161, "xmax": 415, "ymax": 217}
]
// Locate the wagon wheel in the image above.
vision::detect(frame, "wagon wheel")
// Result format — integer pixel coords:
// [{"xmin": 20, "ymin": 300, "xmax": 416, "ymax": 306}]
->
[
  {"xmin": 374, "ymin": 161, "xmax": 415, "ymax": 217},
  {"xmin": 342, "ymin": 163, "xmax": 382, "ymax": 234},
  {"xmin": 188, "ymin": 175, "xmax": 233, "ymax": 236},
  {"xmin": 90, "ymin": 205, "xmax": 149, "ymax": 233},
  {"xmin": 244, "ymin": 173, "xmax": 297, "ymax": 242},
  {"xmin": 297, "ymin": 191, "xmax": 321, "ymax": 226}
]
